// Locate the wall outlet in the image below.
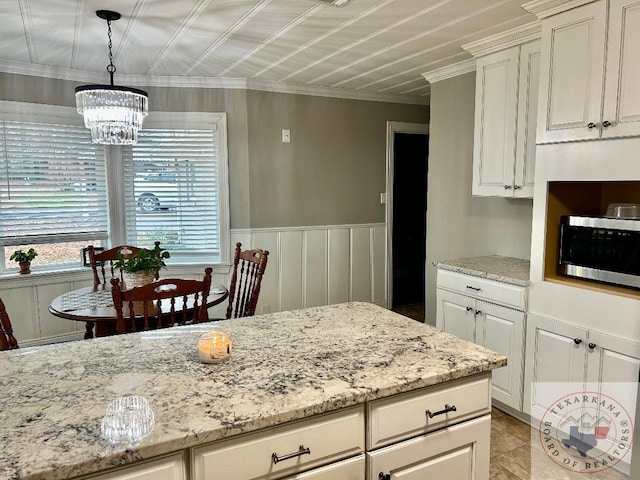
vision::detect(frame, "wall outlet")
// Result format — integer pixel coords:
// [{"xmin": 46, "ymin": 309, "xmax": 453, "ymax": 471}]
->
[
  {"xmin": 380, "ymin": 192, "xmax": 386, "ymax": 204},
  {"xmin": 282, "ymin": 129, "xmax": 291, "ymax": 143},
  {"xmin": 261, "ymin": 304, "xmax": 270, "ymax": 314}
]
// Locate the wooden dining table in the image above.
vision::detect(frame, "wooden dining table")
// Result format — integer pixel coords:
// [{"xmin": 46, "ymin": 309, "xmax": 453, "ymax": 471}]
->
[{"xmin": 48, "ymin": 283, "xmax": 229, "ymax": 338}]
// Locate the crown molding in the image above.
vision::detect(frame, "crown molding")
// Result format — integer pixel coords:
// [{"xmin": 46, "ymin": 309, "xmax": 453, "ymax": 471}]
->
[
  {"xmin": 421, "ymin": 59, "xmax": 476, "ymax": 84},
  {"xmin": 522, "ymin": 0, "xmax": 596, "ymax": 19},
  {"xmin": 0, "ymin": 59, "xmax": 429, "ymax": 106},
  {"xmin": 461, "ymin": 21, "xmax": 542, "ymax": 57}
]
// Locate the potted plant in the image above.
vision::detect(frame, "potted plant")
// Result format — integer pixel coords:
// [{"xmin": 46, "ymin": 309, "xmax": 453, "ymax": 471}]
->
[
  {"xmin": 10, "ymin": 248, "xmax": 38, "ymax": 274},
  {"xmin": 114, "ymin": 244, "xmax": 170, "ymax": 288}
]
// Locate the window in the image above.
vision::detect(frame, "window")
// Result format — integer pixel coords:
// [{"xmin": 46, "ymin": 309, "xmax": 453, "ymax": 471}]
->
[
  {"xmin": 0, "ymin": 103, "xmax": 229, "ymax": 272},
  {"xmin": 122, "ymin": 115, "xmax": 226, "ymax": 262},
  {"xmin": 0, "ymin": 103, "xmax": 108, "ymax": 271}
]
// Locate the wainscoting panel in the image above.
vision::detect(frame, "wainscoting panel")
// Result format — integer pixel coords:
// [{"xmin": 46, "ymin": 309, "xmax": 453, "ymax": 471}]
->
[
  {"xmin": 304, "ymin": 230, "xmax": 328, "ymax": 308},
  {"xmin": 232, "ymin": 223, "xmax": 387, "ymax": 315},
  {"xmin": 328, "ymin": 228, "xmax": 350, "ymax": 305}
]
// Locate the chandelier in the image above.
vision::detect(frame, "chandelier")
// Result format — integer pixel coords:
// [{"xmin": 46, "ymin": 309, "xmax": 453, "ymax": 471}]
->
[{"xmin": 75, "ymin": 10, "xmax": 148, "ymax": 145}]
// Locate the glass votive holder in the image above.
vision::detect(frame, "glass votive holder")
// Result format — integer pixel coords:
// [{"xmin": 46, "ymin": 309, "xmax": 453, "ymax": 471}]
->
[
  {"xmin": 198, "ymin": 330, "xmax": 232, "ymax": 363},
  {"xmin": 100, "ymin": 395, "xmax": 155, "ymax": 446}
]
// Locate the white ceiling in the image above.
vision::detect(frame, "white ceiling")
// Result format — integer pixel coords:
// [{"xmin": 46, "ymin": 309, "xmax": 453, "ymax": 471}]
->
[{"xmin": 0, "ymin": 0, "xmax": 536, "ymax": 103}]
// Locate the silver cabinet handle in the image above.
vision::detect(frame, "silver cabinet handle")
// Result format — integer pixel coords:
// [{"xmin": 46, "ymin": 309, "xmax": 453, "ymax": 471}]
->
[
  {"xmin": 587, "ymin": 122, "xmax": 597, "ymax": 129},
  {"xmin": 426, "ymin": 404, "xmax": 457, "ymax": 418},
  {"xmin": 466, "ymin": 285, "xmax": 481, "ymax": 292},
  {"xmin": 272, "ymin": 445, "xmax": 311, "ymax": 464}
]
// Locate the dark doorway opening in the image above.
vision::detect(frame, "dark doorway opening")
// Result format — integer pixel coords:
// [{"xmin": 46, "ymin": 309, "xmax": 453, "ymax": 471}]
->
[{"xmin": 391, "ymin": 132, "xmax": 428, "ymax": 322}]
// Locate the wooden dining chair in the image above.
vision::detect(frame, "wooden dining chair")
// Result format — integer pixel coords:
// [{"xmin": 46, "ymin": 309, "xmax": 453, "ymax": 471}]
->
[
  {"xmin": 88, "ymin": 242, "xmax": 161, "ymax": 286},
  {"xmin": 226, "ymin": 242, "xmax": 269, "ymax": 319},
  {"xmin": 0, "ymin": 297, "xmax": 19, "ymax": 350},
  {"xmin": 111, "ymin": 267, "xmax": 213, "ymax": 334}
]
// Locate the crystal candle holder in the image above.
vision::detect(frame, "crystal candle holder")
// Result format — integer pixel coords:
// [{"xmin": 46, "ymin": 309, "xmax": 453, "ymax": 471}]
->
[{"xmin": 198, "ymin": 330, "xmax": 232, "ymax": 363}]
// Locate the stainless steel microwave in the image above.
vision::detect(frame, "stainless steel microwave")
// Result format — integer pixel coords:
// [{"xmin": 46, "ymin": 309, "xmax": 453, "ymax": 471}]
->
[{"xmin": 558, "ymin": 215, "xmax": 640, "ymax": 289}]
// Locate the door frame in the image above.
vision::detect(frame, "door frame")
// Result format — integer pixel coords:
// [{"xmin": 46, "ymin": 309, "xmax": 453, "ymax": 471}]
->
[{"xmin": 385, "ymin": 121, "xmax": 429, "ymax": 308}]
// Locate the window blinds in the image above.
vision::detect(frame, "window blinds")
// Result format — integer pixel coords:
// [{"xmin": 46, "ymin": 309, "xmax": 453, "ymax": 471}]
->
[
  {"xmin": 122, "ymin": 127, "xmax": 221, "ymax": 260},
  {"xmin": 0, "ymin": 120, "xmax": 108, "ymax": 247}
]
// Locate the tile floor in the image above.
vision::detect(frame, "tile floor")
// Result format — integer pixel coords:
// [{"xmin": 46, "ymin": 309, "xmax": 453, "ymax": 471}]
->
[
  {"xmin": 490, "ymin": 408, "xmax": 630, "ymax": 479},
  {"xmin": 391, "ymin": 302, "xmax": 425, "ymax": 322}
]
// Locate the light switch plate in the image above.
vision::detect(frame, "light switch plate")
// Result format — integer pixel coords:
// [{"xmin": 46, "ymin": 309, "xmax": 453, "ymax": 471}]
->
[
  {"xmin": 380, "ymin": 193, "xmax": 386, "ymax": 204},
  {"xmin": 282, "ymin": 129, "xmax": 291, "ymax": 143}
]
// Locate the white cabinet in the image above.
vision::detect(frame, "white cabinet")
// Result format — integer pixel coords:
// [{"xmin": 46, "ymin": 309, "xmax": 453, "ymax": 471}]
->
[
  {"xmin": 283, "ymin": 455, "xmax": 365, "ymax": 479},
  {"xmin": 436, "ymin": 271, "xmax": 526, "ymax": 411},
  {"xmin": 192, "ymin": 406, "xmax": 364, "ymax": 480},
  {"xmin": 367, "ymin": 415, "xmax": 491, "ymax": 480},
  {"xmin": 85, "ymin": 454, "xmax": 185, "ymax": 480},
  {"xmin": 465, "ymin": 24, "xmax": 540, "ymax": 197},
  {"xmin": 524, "ymin": 314, "xmax": 640, "ymax": 424},
  {"xmin": 535, "ymin": 0, "xmax": 640, "ymax": 142}
]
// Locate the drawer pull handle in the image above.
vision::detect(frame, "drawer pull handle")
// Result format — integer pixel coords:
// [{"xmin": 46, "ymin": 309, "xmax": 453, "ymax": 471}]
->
[
  {"xmin": 466, "ymin": 306, "xmax": 473, "ymax": 312},
  {"xmin": 426, "ymin": 404, "xmax": 457, "ymax": 418},
  {"xmin": 466, "ymin": 285, "xmax": 481, "ymax": 292},
  {"xmin": 379, "ymin": 474, "xmax": 391, "ymax": 480},
  {"xmin": 272, "ymin": 445, "xmax": 311, "ymax": 464},
  {"xmin": 574, "ymin": 338, "xmax": 582, "ymax": 345},
  {"xmin": 588, "ymin": 343, "xmax": 597, "ymax": 350}
]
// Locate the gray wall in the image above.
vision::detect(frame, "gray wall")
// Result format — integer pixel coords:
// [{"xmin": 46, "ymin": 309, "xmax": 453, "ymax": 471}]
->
[
  {"xmin": 425, "ymin": 72, "xmax": 533, "ymax": 325},
  {"xmin": 246, "ymin": 90, "xmax": 429, "ymax": 227},
  {"xmin": 0, "ymin": 73, "xmax": 428, "ymax": 230}
]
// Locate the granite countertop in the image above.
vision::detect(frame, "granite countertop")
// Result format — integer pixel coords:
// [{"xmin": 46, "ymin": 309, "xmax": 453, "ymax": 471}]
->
[
  {"xmin": 434, "ymin": 255, "xmax": 530, "ymax": 286},
  {"xmin": 0, "ymin": 302, "xmax": 506, "ymax": 480}
]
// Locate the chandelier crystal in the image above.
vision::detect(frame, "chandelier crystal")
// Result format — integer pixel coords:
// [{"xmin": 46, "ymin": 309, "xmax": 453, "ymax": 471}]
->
[{"xmin": 75, "ymin": 10, "xmax": 148, "ymax": 145}]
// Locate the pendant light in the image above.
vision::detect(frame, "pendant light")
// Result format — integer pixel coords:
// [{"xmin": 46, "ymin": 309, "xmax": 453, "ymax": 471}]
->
[{"xmin": 75, "ymin": 10, "xmax": 148, "ymax": 145}]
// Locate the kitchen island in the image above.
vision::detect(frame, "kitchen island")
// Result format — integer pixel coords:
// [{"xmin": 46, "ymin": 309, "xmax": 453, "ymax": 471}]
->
[{"xmin": 0, "ymin": 302, "xmax": 506, "ymax": 480}]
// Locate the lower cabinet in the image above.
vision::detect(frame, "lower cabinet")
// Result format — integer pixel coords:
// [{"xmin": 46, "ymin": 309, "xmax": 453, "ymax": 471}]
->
[
  {"xmin": 85, "ymin": 453, "xmax": 186, "ymax": 480},
  {"xmin": 367, "ymin": 415, "xmax": 491, "ymax": 480},
  {"xmin": 524, "ymin": 314, "xmax": 640, "ymax": 472},
  {"xmin": 437, "ymin": 288, "xmax": 525, "ymax": 411},
  {"xmin": 283, "ymin": 455, "xmax": 365, "ymax": 479}
]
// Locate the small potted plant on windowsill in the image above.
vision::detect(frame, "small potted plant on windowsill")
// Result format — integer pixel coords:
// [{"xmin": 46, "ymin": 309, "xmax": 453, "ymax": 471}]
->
[
  {"xmin": 10, "ymin": 248, "xmax": 38, "ymax": 274},
  {"xmin": 114, "ymin": 244, "xmax": 170, "ymax": 288}
]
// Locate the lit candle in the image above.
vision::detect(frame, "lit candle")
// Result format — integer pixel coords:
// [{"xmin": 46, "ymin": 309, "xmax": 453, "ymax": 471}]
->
[{"xmin": 198, "ymin": 330, "xmax": 232, "ymax": 363}]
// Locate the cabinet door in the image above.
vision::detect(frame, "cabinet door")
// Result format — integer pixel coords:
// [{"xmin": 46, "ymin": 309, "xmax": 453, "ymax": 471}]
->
[
  {"xmin": 436, "ymin": 289, "xmax": 475, "ymax": 342},
  {"xmin": 477, "ymin": 301, "xmax": 525, "ymax": 411},
  {"xmin": 87, "ymin": 454, "xmax": 185, "ymax": 480},
  {"xmin": 523, "ymin": 315, "xmax": 587, "ymax": 419},
  {"xmin": 602, "ymin": 0, "xmax": 640, "ymax": 138},
  {"xmin": 537, "ymin": 1, "xmax": 607, "ymax": 143},
  {"xmin": 367, "ymin": 415, "xmax": 490, "ymax": 480},
  {"xmin": 472, "ymin": 47, "xmax": 519, "ymax": 196},
  {"xmin": 514, "ymin": 40, "xmax": 540, "ymax": 198}
]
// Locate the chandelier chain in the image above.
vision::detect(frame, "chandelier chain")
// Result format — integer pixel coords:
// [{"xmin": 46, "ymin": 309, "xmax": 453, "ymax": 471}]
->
[{"xmin": 106, "ymin": 18, "xmax": 116, "ymax": 84}]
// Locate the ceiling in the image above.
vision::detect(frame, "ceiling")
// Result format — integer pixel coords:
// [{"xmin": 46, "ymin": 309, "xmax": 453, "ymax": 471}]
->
[{"xmin": 0, "ymin": 0, "xmax": 536, "ymax": 103}]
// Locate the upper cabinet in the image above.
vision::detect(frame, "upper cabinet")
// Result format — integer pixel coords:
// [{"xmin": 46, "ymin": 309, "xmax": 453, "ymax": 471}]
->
[
  {"xmin": 463, "ymin": 23, "xmax": 541, "ymax": 198},
  {"xmin": 527, "ymin": 0, "xmax": 640, "ymax": 143}
]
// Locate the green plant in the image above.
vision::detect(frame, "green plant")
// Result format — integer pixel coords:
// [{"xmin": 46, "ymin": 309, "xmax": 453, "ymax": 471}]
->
[
  {"xmin": 10, "ymin": 248, "xmax": 38, "ymax": 263},
  {"xmin": 114, "ymin": 245, "xmax": 170, "ymax": 273}
]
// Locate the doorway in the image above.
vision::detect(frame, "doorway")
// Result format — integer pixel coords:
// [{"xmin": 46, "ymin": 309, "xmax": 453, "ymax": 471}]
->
[{"xmin": 386, "ymin": 122, "xmax": 429, "ymax": 322}]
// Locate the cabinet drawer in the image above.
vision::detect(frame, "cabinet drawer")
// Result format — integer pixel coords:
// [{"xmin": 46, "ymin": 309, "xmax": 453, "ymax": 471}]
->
[
  {"xmin": 367, "ymin": 415, "xmax": 491, "ymax": 480},
  {"xmin": 437, "ymin": 269, "xmax": 526, "ymax": 310},
  {"xmin": 84, "ymin": 453, "xmax": 185, "ymax": 480},
  {"xmin": 367, "ymin": 374, "xmax": 490, "ymax": 449},
  {"xmin": 192, "ymin": 406, "xmax": 365, "ymax": 480},
  {"xmin": 283, "ymin": 454, "xmax": 364, "ymax": 479}
]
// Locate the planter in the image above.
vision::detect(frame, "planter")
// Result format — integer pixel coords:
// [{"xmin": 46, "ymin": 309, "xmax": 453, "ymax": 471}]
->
[
  {"xmin": 122, "ymin": 271, "xmax": 157, "ymax": 289},
  {"xmin": 19, "ymin": 261, "xmax": 31, "ymax": 274}
]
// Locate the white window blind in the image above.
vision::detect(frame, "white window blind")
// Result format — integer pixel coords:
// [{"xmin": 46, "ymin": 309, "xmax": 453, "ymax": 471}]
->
[
  {"xmin": 0, "ymin": 120, "xmax": 108, "ymax": 247},
  {"xmin": 122, "ymin": 126, "xmax": 221, "ymax": 261}
]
